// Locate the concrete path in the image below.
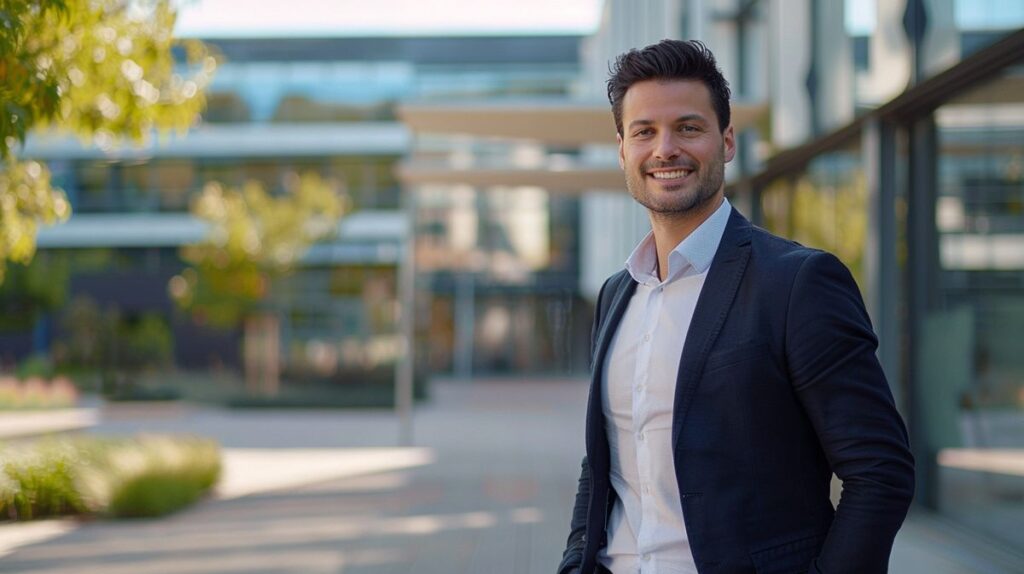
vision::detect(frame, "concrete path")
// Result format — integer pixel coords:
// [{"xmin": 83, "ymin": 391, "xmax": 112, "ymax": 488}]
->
[
  {"xmin": 0, "ymin": 379, "xmax": 1021, "ymax": 573},
  {"xmin": 0, "ymin": 409, "xmax": 96, "ymax": 440}
]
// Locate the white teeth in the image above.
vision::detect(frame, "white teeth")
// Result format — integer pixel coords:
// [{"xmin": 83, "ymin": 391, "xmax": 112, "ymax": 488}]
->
[{"xmin": 651, "ymin": 170, "xmax": 690, "ymax": 180}]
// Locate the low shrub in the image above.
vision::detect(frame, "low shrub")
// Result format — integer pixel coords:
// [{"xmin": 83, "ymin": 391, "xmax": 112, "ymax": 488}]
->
[
  {"xmin": 15, "ymin": 355, "xmax": 54, "ymax": 380},
  {"xmin": 109, "ymin": 474, "xmax": 206, "ymax": 518},
  {"xmin": 103, "ymin": 383, "xmax": 182, "ymax": 402},
  {"xmin": 0, "ymin": 442, "xmax": 86, "ymax": 520},
  {"xmin": 90, "ymin": 435, "xmax": 221, "ymax": 518},
  {"xmin": 0, "ymin": 435, "xmax": 221, "ymax": 521},
  {"xmin": 225, "ymin": 379, "xmax": 428, "ymax": 409}
]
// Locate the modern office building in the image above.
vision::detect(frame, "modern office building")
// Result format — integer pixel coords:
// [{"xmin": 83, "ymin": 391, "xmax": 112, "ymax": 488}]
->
[
  {"xmin": 20, "ymin": 33, "xmax": 588, "ymax": 380},
  {"xmin": 397, "ymin": 0, "xmax": 1024, "ymax": 564}
]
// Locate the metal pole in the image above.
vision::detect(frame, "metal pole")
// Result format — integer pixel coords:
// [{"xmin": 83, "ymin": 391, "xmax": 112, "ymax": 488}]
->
[
  {"xmin": 396, "ymin": 186, "xmax": 416, "ymax": 446},
  {"xmin": 454, "ymin": 271, "xmax": 475, "ymax": 380}
]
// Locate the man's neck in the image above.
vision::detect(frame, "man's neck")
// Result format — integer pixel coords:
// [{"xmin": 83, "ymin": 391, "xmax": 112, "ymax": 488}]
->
[{"xmin": 649, "ymin": 193, "xmax": 724, "ymax": 282}]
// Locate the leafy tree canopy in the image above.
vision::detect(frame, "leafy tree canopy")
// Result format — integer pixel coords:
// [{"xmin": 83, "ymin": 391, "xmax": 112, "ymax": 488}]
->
[
  {"xmin": 0, "ymin": 0, "xmax": 215, "ymax": 281},
  {"xmin": 171, "ymin": 173, "xmax": 349, "ymax": 327}
]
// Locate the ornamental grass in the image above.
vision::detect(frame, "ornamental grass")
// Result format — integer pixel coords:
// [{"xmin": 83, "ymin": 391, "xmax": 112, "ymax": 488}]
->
[{"xmin": 0, "ymin": 435, "xmax": 221, "ymax": 521}]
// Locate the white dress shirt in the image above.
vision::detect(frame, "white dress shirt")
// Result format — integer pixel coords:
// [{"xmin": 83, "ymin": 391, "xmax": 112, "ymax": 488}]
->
[{"xmin": 598, "ymin": 198, "xmax": 732, "ymax": 574}]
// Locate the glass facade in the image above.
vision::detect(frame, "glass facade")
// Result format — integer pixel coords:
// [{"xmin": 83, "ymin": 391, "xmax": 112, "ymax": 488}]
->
[
  {"xmin": 26, "ymin": 34, "xmax": 585, "ymax": 377},
  {"xmin": 761, "ymin": 137, "xmax": 867, "ymax": 286},
  {"xmin": 61, "ymin": 156, "xmax": 401, "ymax": 214},
  {"xmin": 200, "ymin": 36, "xmax": 580, "ymax": 124},
  {"xmin": 277, "ymin": 265, "xmax": 400, "ymax": 379},
  {"xmin": 926, "ymin": 63, "xmax": 1024, "ymax": 551},
  {"xmin": 414, "ymin": 184, "xmax": 587, "ymax": 376}
]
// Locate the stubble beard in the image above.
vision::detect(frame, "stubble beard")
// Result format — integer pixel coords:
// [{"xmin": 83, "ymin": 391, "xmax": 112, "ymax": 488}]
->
[{"xmin": 626, "ymin": 146, "xmax": 726, "ymax": 217}]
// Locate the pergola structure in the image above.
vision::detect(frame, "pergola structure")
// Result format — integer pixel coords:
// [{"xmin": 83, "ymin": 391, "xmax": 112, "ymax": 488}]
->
[{"xmin": 397, "ymin": 100, "xmax": 769, "ymax": 191}]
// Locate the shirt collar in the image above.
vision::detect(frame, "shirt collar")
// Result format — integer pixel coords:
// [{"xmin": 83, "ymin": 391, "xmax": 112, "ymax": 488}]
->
[{"xmin": 624, "ymin": 197, "xmax": 732, "ymax": 286}]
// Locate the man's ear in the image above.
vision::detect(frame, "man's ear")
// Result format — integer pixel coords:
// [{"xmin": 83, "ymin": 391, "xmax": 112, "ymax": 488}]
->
[
  {"xmin": 617, "ymin": 132, "xmax": 625, "ymax": 169},
  {"xmin": 723, "ymin": 124, "xmax": 736, "ymax": 163}
]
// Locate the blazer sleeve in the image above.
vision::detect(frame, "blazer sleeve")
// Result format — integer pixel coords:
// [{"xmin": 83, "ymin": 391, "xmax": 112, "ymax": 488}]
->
[
  {"xmin": 558, "ymin": 274, "xmax": 615, "ymax": 574},
  {"xmin": 557, "ymin": 457, "xmax": 589, "ymax": 574},
  {"xmin": 785, "ymin": 251, "xmax": 915, "ymax": 573}
]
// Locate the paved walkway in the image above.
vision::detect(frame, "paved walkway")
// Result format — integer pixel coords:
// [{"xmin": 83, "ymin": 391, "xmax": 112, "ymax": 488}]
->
[{"xmin": 0, "ymin": 379, "xmax": 1022, "ymax": 573}]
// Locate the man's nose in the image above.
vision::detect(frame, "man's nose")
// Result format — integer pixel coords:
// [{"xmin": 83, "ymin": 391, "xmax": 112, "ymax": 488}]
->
[{"xmin": 653, "ymin": 133, "xmax": 680, "ymax": 161}]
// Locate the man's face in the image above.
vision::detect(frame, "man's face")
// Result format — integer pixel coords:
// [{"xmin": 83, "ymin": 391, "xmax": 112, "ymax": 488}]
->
[{"xmin": 617, "ymin": 79, "xmax": 735, "ymax": 216}]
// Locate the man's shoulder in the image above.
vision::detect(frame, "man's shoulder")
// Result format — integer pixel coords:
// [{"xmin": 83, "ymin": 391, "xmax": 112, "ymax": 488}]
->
[
  {"xmin": 747, "ymin": 222, "xmax": 825, "ymax": 267},
  {"xmin": 744, "ymin": 223, "xmax": 859, "ymax": 291}
]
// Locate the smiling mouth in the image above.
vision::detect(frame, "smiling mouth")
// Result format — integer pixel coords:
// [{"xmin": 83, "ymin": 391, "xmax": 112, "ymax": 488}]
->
[{"xmin": 648, "ymin": 169, "xmax": 693, "ymax": 180}]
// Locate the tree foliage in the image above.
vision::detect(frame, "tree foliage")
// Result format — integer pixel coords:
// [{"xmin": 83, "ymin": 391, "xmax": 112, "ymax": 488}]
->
[
  {"xmin": 0, "ymin": 160, "xmax": 69, "ymax": 282},
  {"xmin": 171, "ymin": 173, "xmax": 349, "ymax": 327},
  {"xmin": 0, "ymin": 0, "xmax": 215, "ymax": 281}
]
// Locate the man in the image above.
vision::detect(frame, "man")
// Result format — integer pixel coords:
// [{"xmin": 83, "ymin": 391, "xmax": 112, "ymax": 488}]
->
[{"xmin": 558, "ymin": 40, "xmax": 914, "ymax": 574}]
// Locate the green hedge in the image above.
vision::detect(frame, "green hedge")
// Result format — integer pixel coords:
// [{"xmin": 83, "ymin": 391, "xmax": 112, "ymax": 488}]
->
[{"xmin": 1, "ymin": 435, "xmax": 220, "ymax": 521}]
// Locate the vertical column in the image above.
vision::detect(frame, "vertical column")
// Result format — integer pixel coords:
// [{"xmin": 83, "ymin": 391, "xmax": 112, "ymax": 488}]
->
[
  {"xmin": 453, "ymin": 271, "xmax": 476, "ymax": 380},
  {"xmin": 769, "ymin": 0, "xmax": 812, "ymax": 147},
  {"xmin": 396, "ymin": 185, "xmax": 416, "ymax": 445},
  {"xmin": 688, "ymin": 0, "xmax": 708, "ymax": 40},
  {"xmin": 863, "ymin": 118, "xmax": 900, "ymax": 403},
  {"xmin": 813, "ymin": 0, "xmax": 854, "ymax": 132},
  {"xmin": 863, "ymin": 0, "xmax": 912, "ymax": 104},
  {"xmin": 907, "ymin": 115, "xmax": 940, "ymax": 508},
  {"xmin": 922, "ymin": 0, "xmax": 960, "ymax": 75}
]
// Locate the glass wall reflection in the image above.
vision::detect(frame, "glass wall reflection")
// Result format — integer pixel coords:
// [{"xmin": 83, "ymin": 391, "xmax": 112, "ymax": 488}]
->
[
  {"xmin": 928, "ymin": 62, "xmax": 1024, "ymax": 550},
  {"xmin": 414, "ymin": 184, "xmax": 587, "ymax": 376},
  {"xmin": 760, "ymin": 137, "xmax": 867, "ymax": 285}
]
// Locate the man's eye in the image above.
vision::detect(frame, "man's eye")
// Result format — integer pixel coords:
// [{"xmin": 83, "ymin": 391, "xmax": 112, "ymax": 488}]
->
[
  {"xmin": 635, "ymin": 128, "xmax": 653, "ymax": 137},
  {"xmin": 679, "ymin": 125, "xmax": 699, "ymax": 133}
]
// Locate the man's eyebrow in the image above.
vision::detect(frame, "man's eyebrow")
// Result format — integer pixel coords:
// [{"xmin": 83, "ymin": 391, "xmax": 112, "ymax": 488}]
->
[
  {"xmin": 626, "ymin": 114, "xmax": 708, "ymax": 131},
  {"xmin": 675, "ymin": 113, "xmax": 707, "ymax": 123},
  {"xmin": 626, "ymin": 119, "xmax": 654, "ymax": 130}
]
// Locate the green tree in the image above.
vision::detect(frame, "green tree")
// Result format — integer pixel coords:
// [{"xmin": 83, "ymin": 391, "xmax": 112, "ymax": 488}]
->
[
  {"xmin": 171, "ymin": 173, "xmax": 348, "ymax": 394},
  {"xmin": 0, "ymin": 0, "xmax": 215, "ymax": 281}
]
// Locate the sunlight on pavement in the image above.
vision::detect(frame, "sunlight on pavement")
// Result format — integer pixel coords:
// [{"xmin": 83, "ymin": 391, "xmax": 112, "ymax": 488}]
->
[
  {"xmin": 217, "ymin": 447, "xmax": 435, "ymax": 499},
  {"xmin": 3, "ymin": 509, "xmax": 531, "ymax": 563},
  {"xmin": 0, "ymin": 447, "xmax": 434, "ymax": 563},
  {"xmin": 0, "ymin": 520, "xmax": 76, "ymax": 559},
  {"xmin": 374, "ymin": 511, "xmax": 497, "ymax": 535},
  {"xmin": 509, "ymin": 506, "xmax": 544, "ymax": 524}
]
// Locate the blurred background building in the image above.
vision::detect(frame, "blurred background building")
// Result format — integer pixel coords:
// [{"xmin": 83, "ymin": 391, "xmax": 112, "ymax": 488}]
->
[
  {"xmin": 15, "ymin": 30, "xmax": 592, "ymax": 382},
  {"xmin": 1, "ymin": 0, "xmax": 1022, "ymax": 562}
]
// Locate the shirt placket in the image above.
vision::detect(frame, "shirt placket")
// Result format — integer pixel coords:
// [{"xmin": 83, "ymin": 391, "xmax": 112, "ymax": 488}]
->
[{"xmin": 633, "ymin": 281, "xmax": 662, "ymax": 571}]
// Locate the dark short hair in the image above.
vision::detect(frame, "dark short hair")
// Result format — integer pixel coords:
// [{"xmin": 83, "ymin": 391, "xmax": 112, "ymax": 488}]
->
[{"xmin": 607, "ymin": 39, "xmax": 731, "ymax": 134}]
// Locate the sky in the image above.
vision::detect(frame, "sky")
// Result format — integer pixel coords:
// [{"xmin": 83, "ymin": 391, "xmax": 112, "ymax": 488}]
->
[
  {"xmin": 173, "ymin": 0, "xmax": 606, "ymax": 38},
  {"xmin": 174, "ymin": 1, "xmax": 1021, "ymax": 42}
]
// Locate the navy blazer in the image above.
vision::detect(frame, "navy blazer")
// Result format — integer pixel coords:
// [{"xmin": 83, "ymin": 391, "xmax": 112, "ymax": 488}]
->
[{"xmin": 559, "ymin": 209, "xmax": 914, "ymax": 574}]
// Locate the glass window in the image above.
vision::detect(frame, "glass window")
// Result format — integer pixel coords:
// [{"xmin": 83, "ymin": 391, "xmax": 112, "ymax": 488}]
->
[
  {"xmin": 149, "ymin": 160, "xmax": 196, "ymax": 211},
  {"xmin": 926, "ymin": 62, "xmax": 1024, "ymax": 551},
  {"xmin": 72, "ymin": 161, "xmax": 114, "ymax": 212},
  {"xmin": 760, "ymin": 136, "xmax": 868, "ymax": 286}
]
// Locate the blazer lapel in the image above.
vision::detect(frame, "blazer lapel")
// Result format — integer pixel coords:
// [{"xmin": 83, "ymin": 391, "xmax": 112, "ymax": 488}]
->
[
  {"xmin": 587, "ymin": 272, "xmax": 637, "ymax": 453},
  {"xmin": 672, "ymin": 209, "xmax": 753, "ymax": 447},
  {"xmin": 594, "ymin": 273, "xmax": 638, "ymax": 372}
]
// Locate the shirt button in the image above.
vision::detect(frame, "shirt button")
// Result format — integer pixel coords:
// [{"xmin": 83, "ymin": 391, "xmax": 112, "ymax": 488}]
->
[
  {"xmin": 636, "ymin": 384, "xmax": 646, "ymax": 393},
  {"xmin": 637, "ymin": 432, "xmax": 645, "ymax": 441},
  {"xmin": 642, "ymin": 484, "xmax": 651, "ymax": 494},
  {"xmin": 643, "ymin": 333, "xmax": 651, "ymax": 342},
  {"xmin": 642, "ymin": 553, "xmax": 651, "ymax": 561}
]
